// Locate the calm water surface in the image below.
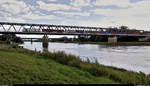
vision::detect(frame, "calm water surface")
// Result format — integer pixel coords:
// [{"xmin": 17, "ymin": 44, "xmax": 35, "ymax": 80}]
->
[{"xmin": 20, "ymin": 42, "xmax": 150, "ymax": 74}]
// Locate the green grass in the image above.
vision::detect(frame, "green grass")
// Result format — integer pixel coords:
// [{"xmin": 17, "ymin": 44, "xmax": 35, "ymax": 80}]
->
[
  {"xmin": 40, "ymin": 51, "xmax": 150, "ymax": 84},
  {"xmin": 1, "ymin": 48, "xmax": 150, "ymax": 84},
  {"xmin": 1, "ymin": 46, "xmax": 150, "ymax": 84},
  {"xmin": 0, "ymin": 48, "xmax": 118, "ymax": 84}
]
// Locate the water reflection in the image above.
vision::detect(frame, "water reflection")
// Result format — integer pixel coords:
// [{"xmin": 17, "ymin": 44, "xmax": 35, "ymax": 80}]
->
[{"xmin": 20, "ymin": 42, "xmax": 150, "ymax": 74}]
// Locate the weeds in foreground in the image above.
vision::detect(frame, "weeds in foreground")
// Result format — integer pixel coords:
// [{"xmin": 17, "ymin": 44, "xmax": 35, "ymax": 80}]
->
[
  {"xmin": 41, "ymin": 51, "xmax": 150, "ymax": 84},
  {"xmin": 1, "ymin": 48, "xmax": 150, "ymax": 84}
]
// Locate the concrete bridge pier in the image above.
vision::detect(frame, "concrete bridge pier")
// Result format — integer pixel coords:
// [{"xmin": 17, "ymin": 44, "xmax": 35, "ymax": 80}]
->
[
  {"xmin": 42, "ymin": 35, "xmax": 49, "ymax": 50},
  {"xmin": 30, "ymin": 39, "xmax": 33, "ymax": 44},
  {"xmin": 108, "ymin": 36, "xmax": 118, "ymax": 45},
  {"xmin": 77, "ymin": 35, "xmax": 81, "ymax": 41}
]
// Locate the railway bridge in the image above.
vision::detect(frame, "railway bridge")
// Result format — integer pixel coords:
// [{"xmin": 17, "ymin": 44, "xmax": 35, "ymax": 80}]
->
[{"xmin": 0, "ymin": 22, "xmax": 150, "ymax": 46}]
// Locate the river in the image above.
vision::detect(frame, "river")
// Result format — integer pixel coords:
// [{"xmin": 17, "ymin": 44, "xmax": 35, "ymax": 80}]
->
[{"xmin": 20, "ymin": 42, "xmax": 150, "ymax": 74}]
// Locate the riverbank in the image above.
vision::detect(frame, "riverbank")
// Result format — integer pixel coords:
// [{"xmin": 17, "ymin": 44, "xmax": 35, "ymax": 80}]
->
[
  {"xmin": 0, "ymin": 47, "xmax": 150, "ymax": 84},
  {"xmin": 50, "ymin": 41, "xmax": 150, "ymax": 46},
  {"xmin": 0, "ymin": 47, "xmax": 118, "ymax": 84}
]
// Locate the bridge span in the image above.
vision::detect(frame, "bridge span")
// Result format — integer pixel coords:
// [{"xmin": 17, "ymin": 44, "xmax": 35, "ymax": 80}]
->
[
  {"xmin": 0, "ymin": 32, "xmax": 149, "ymax": 37},
  {"xmin": 0, "ymin": 22, "xmax": 149, "ymax": 37},
  {"xmin": 0, "ymin": 22, "xmax": 150, "ymax": 45}
]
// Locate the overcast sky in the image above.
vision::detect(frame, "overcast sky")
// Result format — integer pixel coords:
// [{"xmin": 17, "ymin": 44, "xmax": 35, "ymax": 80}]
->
[{"xmin": 0, "ymin": 0, "xmax": 150, "ymax": 31}]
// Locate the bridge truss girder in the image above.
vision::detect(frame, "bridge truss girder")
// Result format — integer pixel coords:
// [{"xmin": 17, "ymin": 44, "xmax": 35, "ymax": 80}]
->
[
  {"xmin": 0, "ymin": 22, "xmax": 148, "ymax": 37},
  {"xmin": 0, "ymin": 22, "xmax": 105, "ymax": 32}
]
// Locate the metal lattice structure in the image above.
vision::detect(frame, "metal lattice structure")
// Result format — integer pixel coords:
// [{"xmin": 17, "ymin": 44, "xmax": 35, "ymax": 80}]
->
[
  {"xmin": 0, "ymin": 22, "xmax": 104, "ymax": 35},
  {"xmin": 0, "ymin": 22, "xmax": 104, "ymax": 31},
  {"xmin": 0, "ymin": 22, "xmax": 149, "ymax": 37}
]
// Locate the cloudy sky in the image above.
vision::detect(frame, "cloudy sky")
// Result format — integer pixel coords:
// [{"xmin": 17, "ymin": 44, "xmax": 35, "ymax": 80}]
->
[{"xmin": 0, "ymin": 0, "xmax": 150, "ymax": 31}]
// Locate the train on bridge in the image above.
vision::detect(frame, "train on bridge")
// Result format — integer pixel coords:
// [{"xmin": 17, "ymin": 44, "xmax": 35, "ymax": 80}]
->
[
  {"xmin": 22, "ymin": 28, "xmax": 150, "ymax": 36},
  {"xmin": 0, "ymin": 22, "xmax": 150, "ymax": 36}
]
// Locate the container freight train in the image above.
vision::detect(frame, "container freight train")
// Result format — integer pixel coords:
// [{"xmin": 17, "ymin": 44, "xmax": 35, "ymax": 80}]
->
[
  {"xmin": 42, "ymin": 29, "xmax": 64, "ymax": 33},
  {"xmin": 22, "ymin": 28, "xmax": 150, "ymax": 36},
  {"xmin": 22, "ymin": 28, "xmax": 102, "ymax": 34},
  {"xmin": 22, "ymin": 28, "xmax": 41, "ymax": 32}
]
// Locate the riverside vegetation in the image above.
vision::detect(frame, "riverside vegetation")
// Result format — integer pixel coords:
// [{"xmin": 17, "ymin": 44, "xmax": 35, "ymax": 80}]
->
[
  {"xmin": 0, "ymin": 44, "xmax": 150, "ymax": 84},
  {"xmin": 0, "ymin": 47, "xmax": 117, "ymax": 84}
]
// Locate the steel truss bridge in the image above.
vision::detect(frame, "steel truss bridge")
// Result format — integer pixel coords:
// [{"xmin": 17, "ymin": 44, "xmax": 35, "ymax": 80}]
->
[{"xmin": 0, "ymin": 22, "xmax": 149, "ymax": 37}]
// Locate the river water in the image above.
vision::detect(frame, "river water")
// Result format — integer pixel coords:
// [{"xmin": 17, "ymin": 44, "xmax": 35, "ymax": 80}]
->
[{"xmin": 20, "ymin": 42, "xmax": 150, "ymax": 74}]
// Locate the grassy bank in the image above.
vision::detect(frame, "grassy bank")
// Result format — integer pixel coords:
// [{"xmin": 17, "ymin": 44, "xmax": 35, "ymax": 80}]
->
[
  {"xmin": 51, "ymin": 41, "xmax": 150, "ymax": 46},
  {"xmin": 0, "ymin": 47, "xmax": 150, "ymax": 84},
  {"xmin": 39, "ymin": 50, "xmax": 150, "ymax": 84},
  {"xmin": 0, "ymin": 48, "xmax": 118, "ymax": 84}
]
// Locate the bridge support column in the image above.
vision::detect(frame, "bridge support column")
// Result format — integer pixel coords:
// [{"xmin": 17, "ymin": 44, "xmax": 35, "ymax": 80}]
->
[
  {"xmin": 30, "ymin": 39, "xmax": 33, "ymax": 44},
  {"xmin": 108, "ymin": 36, "xmax": 117, "ymax": 45},
  {"xmin": 42, "ymin": 35, "xmax": 49, "ymax": 50},
  {"xmin": 78, "ymin": 35, "xmax": 81, "ymax": 41}
]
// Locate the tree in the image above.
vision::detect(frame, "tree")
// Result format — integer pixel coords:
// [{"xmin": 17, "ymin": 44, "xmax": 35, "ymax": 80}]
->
[
  {"xmin": 120, "ymin": 26, "xmax": 129, "ymax": 30},
  {"xmin": 0, "ymin": 34, "xmax": 23, "ymax": 43}
]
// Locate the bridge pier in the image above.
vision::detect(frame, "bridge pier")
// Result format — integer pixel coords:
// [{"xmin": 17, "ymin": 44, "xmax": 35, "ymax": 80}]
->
[
  {"xmin": 30, "ymin": 38, "xmax": 33, "ymax": 44},
  {"xmin": 108, "ymin": 36, "xmax": 118, "ymax": 44},
  {"xmin": 42, "ymin": 35, "xmax": 49, "ymax": 49}
]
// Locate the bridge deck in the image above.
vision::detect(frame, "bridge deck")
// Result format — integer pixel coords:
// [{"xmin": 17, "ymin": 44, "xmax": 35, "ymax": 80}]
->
[
  {"xmin": 0, "ymin": 22, "xmax": 149, "ymax": 37},
  {"xmin": 0, "ymin": 31, "xmax": 149, "ymax": 37}
]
